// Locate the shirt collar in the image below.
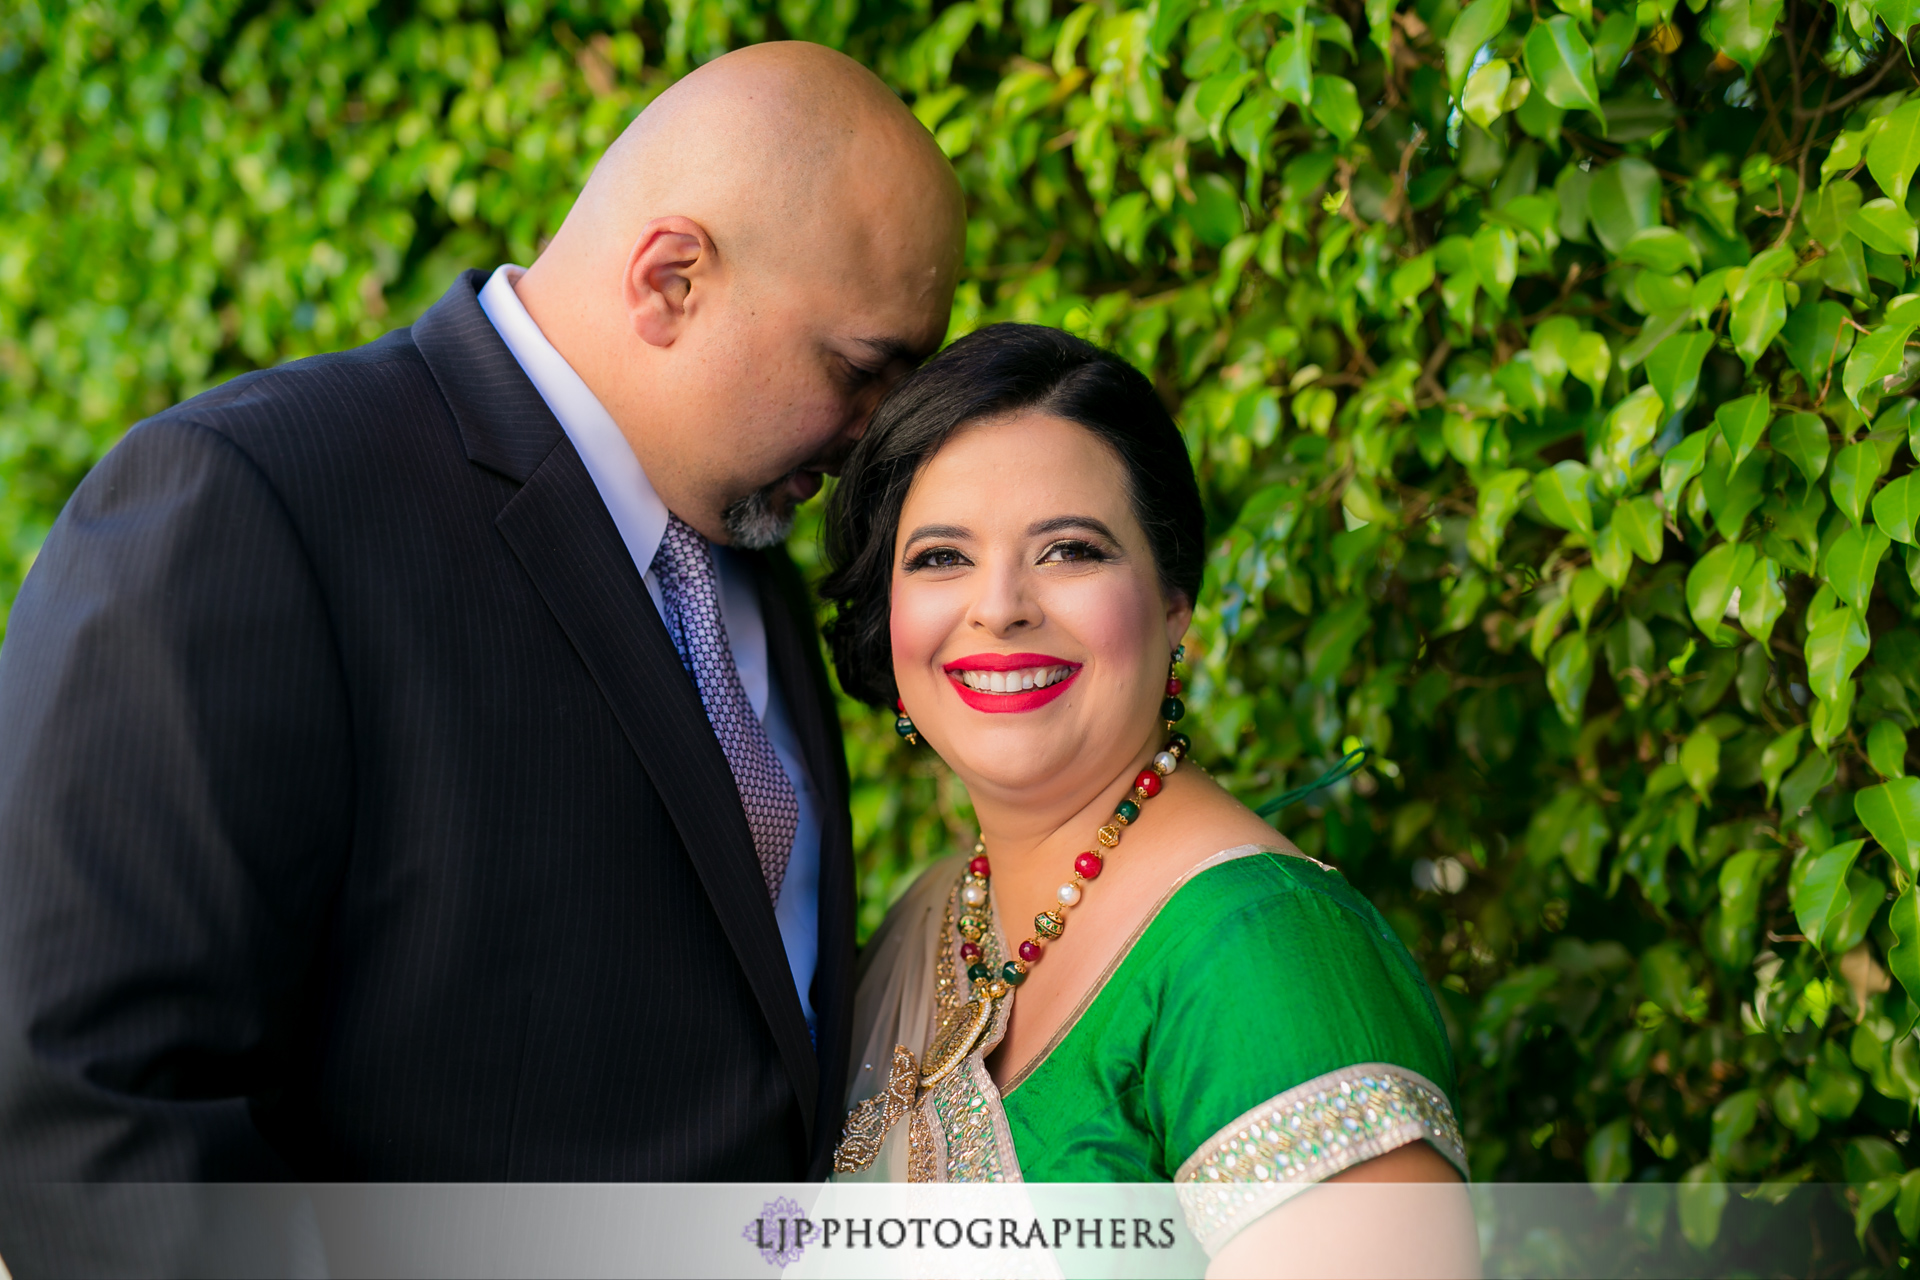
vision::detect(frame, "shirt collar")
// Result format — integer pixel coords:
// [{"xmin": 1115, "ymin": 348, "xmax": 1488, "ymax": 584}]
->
[{"xmin": 476, "ymin": 264, "xmax": 669, "ymax": 577}]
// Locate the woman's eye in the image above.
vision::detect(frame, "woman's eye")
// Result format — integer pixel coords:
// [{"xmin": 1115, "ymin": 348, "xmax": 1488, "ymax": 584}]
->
[
  {"xmin": 1040, "ymin": 540, "xmax": 1107, "ymax": 564},
  {"xmin": 907, "ymin": 547, "xmax": 969, "ymax": 570}
]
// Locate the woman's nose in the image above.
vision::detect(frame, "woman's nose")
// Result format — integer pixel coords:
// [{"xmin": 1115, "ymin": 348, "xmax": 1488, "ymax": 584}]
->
[{"xmin": 966, "ymin": 563, "xmax": 1037, "ymax": 635}]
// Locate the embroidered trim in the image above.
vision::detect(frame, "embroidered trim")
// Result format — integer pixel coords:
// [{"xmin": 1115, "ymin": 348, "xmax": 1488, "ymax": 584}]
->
[
  {"xmin": 1174, "ymin": 1063, "xmax": 1467, "ymax": 1256},
  {"xmin": 832, "ymin": 1045, "xmax": 917, "ymax": 1174},
  {"xmin": 1002, "ymin": 845, "xmax": 1331, "ymax": 1095}
]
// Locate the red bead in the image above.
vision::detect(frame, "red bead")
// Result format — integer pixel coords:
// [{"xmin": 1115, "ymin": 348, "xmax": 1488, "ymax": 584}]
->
[
  {"xmin": 959, "ymin": 941, "xmax": 981, "ymax": 961},
  {"xmin": 896, "ymin": 698, "xmax": 905, "ymax": 712},
  {"xmin": 1018, "ymin": 939, "xmax": 1043, "ymax": 963},
  {"xmin": 1166, "ymin": 677, "xmax": 1183, "ymax": 696},
  {"xmin": 969, "ymin": 855, "xmax": 991, "ymax": 877},
  {"xmin": 1074, "ymin": 851, "xmax": 1104, "ymax": 880},
  {"xmin": 1134, "ymin": 770, "xmax": 1163, "ymax": 798}
]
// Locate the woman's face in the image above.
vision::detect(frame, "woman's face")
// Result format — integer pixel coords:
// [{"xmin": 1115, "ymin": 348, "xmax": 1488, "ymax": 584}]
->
[{"xmin": 889, "ymin": 411, "xmax": 1191, "ymax": 803}]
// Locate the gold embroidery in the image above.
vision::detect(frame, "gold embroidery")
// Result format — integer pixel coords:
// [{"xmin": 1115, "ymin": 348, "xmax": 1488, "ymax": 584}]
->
[
  {"xmin": 1174, "ymin": 1064, "xmax": 1467, "ymax": 1254},
  {"xmin": 907, "ymin": 1103, "xmax": 937, "ymax": 1182},
  {"xmin": 831, "ymin": 1045, "xmax": 918, "ymax": 1174}
]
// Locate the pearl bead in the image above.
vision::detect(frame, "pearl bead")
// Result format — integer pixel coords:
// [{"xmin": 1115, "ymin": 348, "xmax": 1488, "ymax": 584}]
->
[
  {"xmin": 1153, "ymin": 751, "xmax": 1179, "ymax": 776},
  {"xmin": 1057, "ymin": 882, "xmax": 1082, "ymax": 907},
  {"xmin": 962, "ymin": 884, "xmax": 988, "ymax": 907}
]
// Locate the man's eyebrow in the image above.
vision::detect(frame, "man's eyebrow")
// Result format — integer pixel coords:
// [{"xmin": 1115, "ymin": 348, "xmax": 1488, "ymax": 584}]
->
[
  {"xmin": 1029, "ymin": 516, "xmax": 1121, "ymax": 542},
  {"xmin": 852, "ymin": 336, "xmax": 924, "ymax": 366},
  {"xmin": 901, "ymin": 523, "xmax": 972, "ymax": 545}
]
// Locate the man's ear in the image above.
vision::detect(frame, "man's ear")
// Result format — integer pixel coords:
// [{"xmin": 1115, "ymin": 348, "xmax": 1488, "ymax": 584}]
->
[{"xmin": 624, "ymin": 216, "xmax": 716, "ymax": 348}]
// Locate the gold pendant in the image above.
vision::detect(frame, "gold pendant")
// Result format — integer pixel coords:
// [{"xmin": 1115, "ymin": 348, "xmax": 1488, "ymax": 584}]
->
[{"xmin": 918, "ymin": 992, "xmax": 996, "ymax": 1090}]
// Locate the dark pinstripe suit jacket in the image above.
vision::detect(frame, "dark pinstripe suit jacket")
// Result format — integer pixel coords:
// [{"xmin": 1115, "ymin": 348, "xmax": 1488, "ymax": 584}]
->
[{"xmin": 0, "ymin": 270, "xmax": 857, "ymax": 1185}]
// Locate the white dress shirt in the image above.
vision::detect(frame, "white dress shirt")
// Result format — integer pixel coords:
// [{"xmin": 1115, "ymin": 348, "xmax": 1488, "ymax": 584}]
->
[{"xmin": 478, "ymin": 264, "xmax": 821, "ymax": 1033}]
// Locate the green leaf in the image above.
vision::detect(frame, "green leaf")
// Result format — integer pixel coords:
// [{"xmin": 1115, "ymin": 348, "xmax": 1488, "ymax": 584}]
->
[
  {"xmin": 1806, "ymin": 603, "xmax": 1871, "ymax": 704},
  {"xmin": 1700, "ymin": 432, "xmax": 1769, "ymax": 539},
  {"xmin": 1900, "ymin": 1168, "xmax": 1920, "ymax": 1243},
  {"xmin": 1870, "ymin": 719, "xmax": 1911, "ymax": 779},
  {"xmin": 1661, "ymin": 429, "xmax": 1711, "ymax": 510},
  {"xmin": 1471, "ymin": 223, "xmax": 1519, "ymax": 303},
  {"xmin": 1868, "ymin": 98, "xmax": 1920, "ymax": 207},
  {"xmin": 1462, "ymin": 59, "xmax": 1514, "ymax": 131},
  {"xmin": 1592, "ymin": 9, "xmax": 1636, "ymax": 83},
  {"xmin": 1470, "ymin": 468, "xmax": 1532, "ymax": 567},
  {"xmin": 1771, "ymin": 412, "xmax": 1831, "ymax": 485},
  {"xmin": 1446, "ymin": 0, "xmax": 1512, "ymax": 94},
  {"xmin": 1619, "ymin": 226, "xmax": 1702, "ymax": 275},
  {"xmin": 1702, "ymin": 0, "xmax": 1782, "ymax": 75},
  {"xmin": 1739, "ymin": 555, "xmax": 1786, "ymax": 645},
  {"xmin": 1858, "ymin": 778, "xmax": 1920, "ymax": 878},
  {"xmin": 1304, "ymin": 596, "xmax": 1370, "ymax": 682},
  {"xmin": 1546, "ymin": 629, "xmax": 1594, "ymax": 726},
  {"xmin": 1782, "ymin": 744, "xmax": 1838, "ymax": 816},
  {"xmin": 1523, "ymin": 14, "xmax": 1602, "ymax": 113},
  {"xmin": 1681, "ymin": 724, "xmax": 1721, "ymax": 797},
  {"xmin": 1731, "ymin": 277, "xmax": 1787, "ymax": 370},
  {"xmin": 1844, "ymin": 323, "xmax": 1919, "ymax": 411},
  {"xmin": 1832, "ymin": 439, "xmax": 1892, "ymax": 524},
  {"xmin": 1678, "ymin": 1163, "xmax": 1729, "ymax": 1250},
  {"xmin": 1587, "ymin": 158, "xmax": 1661, "ymax": 255},
  {"xmin": 1585, "ymin": 1117, "xmax": 1633, "ymax": 1185},
  {"xmin": 1568, "ymin": 331, "xmax": 1612, "ymax": 397},
  {"xmin": 1309, "ymin": 75, "xmax": 1362, "ymax": 142},
  {"xmin": 1265, "ymin": 29, "xmax": 1314, "ymax": 106},
  {"xmin": 1644, "ymin": 329, "xmax": 1714, "ymax": 414},
  {"xmin": 1890, "ymin": 887, "xmax": 1920, "ymax": 1005},
  {"xmin": 1603, "ymin": 385, "xmax": 1666, "ymax": 476},
  {"xmin": 1879, "ymin": 473, "xmax": 1920, "ymax": 547},
  {"xmin": 1808, "ymin": 180, "xmax": 1865, "ymax": 247},
  {"xmin": 1591, "ymin": 522, "xmax": 1632, "ymax": 588},
  {"xmin": 1686, "ymin": 540, "xmax": 1756, "ymax": 644},
  {"xmin": 1712, "ymin": 389, "xmax": 1770, "ymax": 471},
  {"xmin": 1437, "ymin": 571, "xmax": 1490, "ymax": 635},
  {"xmin": 1824, "ymin": 523, "xmax": 1891, "ymax": 612},
  {"xmin": 1781, "ymin": 301, "xmax": 1855, "ymax": 399},
  {"xmin": 1615, "ymin": 495, "xmax": 1666, "ymax": 563},
  {"xmin": 1849, "ymin": 198, "xmax": 1919, "ymax": 258},
  {"xmin": 1791, "ymin": 839, "xmax": 1865, "ymax": 947},
  {"xmin": 1762, "ymin": 726, "xmax": 1804, "ymax": 807},
  {"xmin": 1710, "ymin": 1089, "xmax": 1760, "ymax": 1168},
  {"xmin": 1533, "ymin": 460, "xmax": 1595, "ymax": 537},
  {"xmin": 1389, "ymin": 252, "xmax": 1436, "ymax": 305}
]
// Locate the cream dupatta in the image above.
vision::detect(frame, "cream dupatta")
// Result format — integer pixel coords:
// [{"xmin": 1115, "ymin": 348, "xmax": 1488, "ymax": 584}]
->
[{"xmin": 831, "ymin": 855, "xmax": 1023, "ymax": 1183}]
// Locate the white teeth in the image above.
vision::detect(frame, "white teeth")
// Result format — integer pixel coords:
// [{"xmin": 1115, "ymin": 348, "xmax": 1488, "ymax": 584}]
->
[{"xmin": 957, "ymin": 666, "xmax": 1073, "ymax": 694}]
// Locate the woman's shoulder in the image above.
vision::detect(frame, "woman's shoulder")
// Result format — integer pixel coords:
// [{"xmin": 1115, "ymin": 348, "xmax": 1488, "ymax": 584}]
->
[{"xmin": 1126, "ymin": 846, "xmax": 1455, "ymax": 1095}]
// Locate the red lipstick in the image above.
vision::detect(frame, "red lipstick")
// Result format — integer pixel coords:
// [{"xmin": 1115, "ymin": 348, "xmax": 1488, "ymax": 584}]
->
[{"xmin": 942, "ymin": 653, "xmax": 1081, "ymax": 714}]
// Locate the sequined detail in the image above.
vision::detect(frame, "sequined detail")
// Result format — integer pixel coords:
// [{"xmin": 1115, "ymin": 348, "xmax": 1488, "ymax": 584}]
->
[
  {"xmin": 1174, "ymin": 1063, "xmax": 1467, "ymax": 1255},
  {"xmin": 832, "ymin": 1045, "xmax": 917, "ymax": 1173},
  {"xmin": 907, "ymin": 868, "xmax": 1023, "ymax": 1183}
]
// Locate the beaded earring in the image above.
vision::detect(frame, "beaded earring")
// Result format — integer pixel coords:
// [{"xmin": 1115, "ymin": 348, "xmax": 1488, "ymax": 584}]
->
[{"xmin": 894, "ymin": 698, "xmax": 919, "ymax": 746}]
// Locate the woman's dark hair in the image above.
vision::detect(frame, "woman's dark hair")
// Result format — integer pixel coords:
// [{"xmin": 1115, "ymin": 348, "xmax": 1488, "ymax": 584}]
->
[{"xmin": 821, "ymin": 322, "xmax": 1205, "ymax": 709}]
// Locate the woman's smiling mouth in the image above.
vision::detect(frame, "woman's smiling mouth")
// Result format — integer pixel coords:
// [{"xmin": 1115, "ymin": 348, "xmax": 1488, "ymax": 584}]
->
[{"xmin": 943, "ymin": 653, "xmax": 1082, "ymax": 713}]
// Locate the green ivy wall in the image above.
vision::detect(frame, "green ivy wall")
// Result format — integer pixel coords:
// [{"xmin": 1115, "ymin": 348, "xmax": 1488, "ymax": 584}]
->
[{"xmin": 7, "ymin": 0, "xmax": 1920, "ymax": 1264}]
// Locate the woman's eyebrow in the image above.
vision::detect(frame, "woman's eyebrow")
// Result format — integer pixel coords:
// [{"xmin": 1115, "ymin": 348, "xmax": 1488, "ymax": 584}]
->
[
  {"xmin": 1028, "ymin": 515, "xmax": 1120, "ymax": 541},
  {"xmin": 901, "ymin": 523, "xmax": 973, "ymax": 545}
]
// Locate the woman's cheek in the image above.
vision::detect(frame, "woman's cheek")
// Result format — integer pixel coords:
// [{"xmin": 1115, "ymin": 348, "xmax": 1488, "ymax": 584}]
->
[
  {"xmin": 1049, "ymin": 574, "xmax": 1163, "ymax": 686},
  {"xmin": 889, "ymin": 578, "xmax": 955, "ymax": 700}
]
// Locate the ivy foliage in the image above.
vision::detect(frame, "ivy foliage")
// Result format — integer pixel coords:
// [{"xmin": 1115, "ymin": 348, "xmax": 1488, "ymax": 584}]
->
[{"xmin": 12, "ymin": 0, "xmax": 1920, "ymax": 1261}]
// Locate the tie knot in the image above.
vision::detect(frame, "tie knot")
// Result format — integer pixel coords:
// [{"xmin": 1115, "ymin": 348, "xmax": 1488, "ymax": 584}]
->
[{"xmin": 653, "ymin": 514, "xmax": 714, "ymax": 584}]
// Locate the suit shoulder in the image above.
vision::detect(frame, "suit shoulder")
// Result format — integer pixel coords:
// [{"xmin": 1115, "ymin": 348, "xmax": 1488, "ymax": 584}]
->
[{"xmin": 125, "ymin": 328, "xmax": 453, "ymax": 468}]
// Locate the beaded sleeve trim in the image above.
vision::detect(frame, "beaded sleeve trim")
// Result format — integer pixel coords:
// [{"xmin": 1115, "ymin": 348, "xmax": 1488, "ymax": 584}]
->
[{"xmin": 1173, "ymin": 1063, "xmax": 1467, "ymax": 1255}]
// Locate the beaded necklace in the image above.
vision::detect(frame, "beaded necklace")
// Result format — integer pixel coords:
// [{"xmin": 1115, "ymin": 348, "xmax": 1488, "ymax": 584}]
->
[{"xmin": 920, "ymin": 651, "xmax": 1188, "ymax": 1088}]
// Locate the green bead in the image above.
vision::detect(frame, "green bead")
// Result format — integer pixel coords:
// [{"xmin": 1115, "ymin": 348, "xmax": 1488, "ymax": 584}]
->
[
  {"xmin": 1161, "ymin": 696, "xmax": 1185, "ymax": 722},
  {"xmin": 1169, "ymin": 731, "xmax": 1191, "ymax": 755},
  {"xmin": 967, "ymin": 963, "xmax": 991, "ymax": 983},
  {"xmin": 1115, "ymin": 798, "xmax": 1141, "ymax": 824},
  {"xmin": 1001, "ymin": 961, "xmax": 1028, "ymax": 985},
  {"xmin": 895, "ymin": 716, "xmax": 917, "ymax": 739}
]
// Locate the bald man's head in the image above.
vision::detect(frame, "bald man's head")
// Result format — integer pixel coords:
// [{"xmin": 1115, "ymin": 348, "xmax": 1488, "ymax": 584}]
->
[{"xmin": 516, "ymin": 42, "xmax": 966, "ymax": 546}]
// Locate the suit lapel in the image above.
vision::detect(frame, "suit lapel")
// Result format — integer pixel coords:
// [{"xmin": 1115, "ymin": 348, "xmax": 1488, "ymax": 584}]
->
[
  {"xmin": 754, "ymin": 551, "xmax": 858, "ymax": 1170},
  {"xmin": 411, "ymin": 272, "xmax": 820, "ymax": 1136}
]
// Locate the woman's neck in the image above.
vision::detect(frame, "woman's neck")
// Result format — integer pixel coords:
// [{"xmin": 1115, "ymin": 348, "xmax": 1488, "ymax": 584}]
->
[{"xmin": 969, "ymin": 736, "xmax": 1162, "ymax": 908}]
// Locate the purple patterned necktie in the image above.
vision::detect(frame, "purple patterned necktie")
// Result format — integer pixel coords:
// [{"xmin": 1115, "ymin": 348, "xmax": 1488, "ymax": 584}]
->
[{"xmin": 650, "ymin": 514, "xmax": 799, "ymax": 901}]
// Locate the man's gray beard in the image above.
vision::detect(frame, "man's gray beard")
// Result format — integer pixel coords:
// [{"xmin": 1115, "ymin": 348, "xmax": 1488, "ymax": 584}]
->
[{"xmin": 721, "ymin": 482, "xmax": 795, "ymax": 550}]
